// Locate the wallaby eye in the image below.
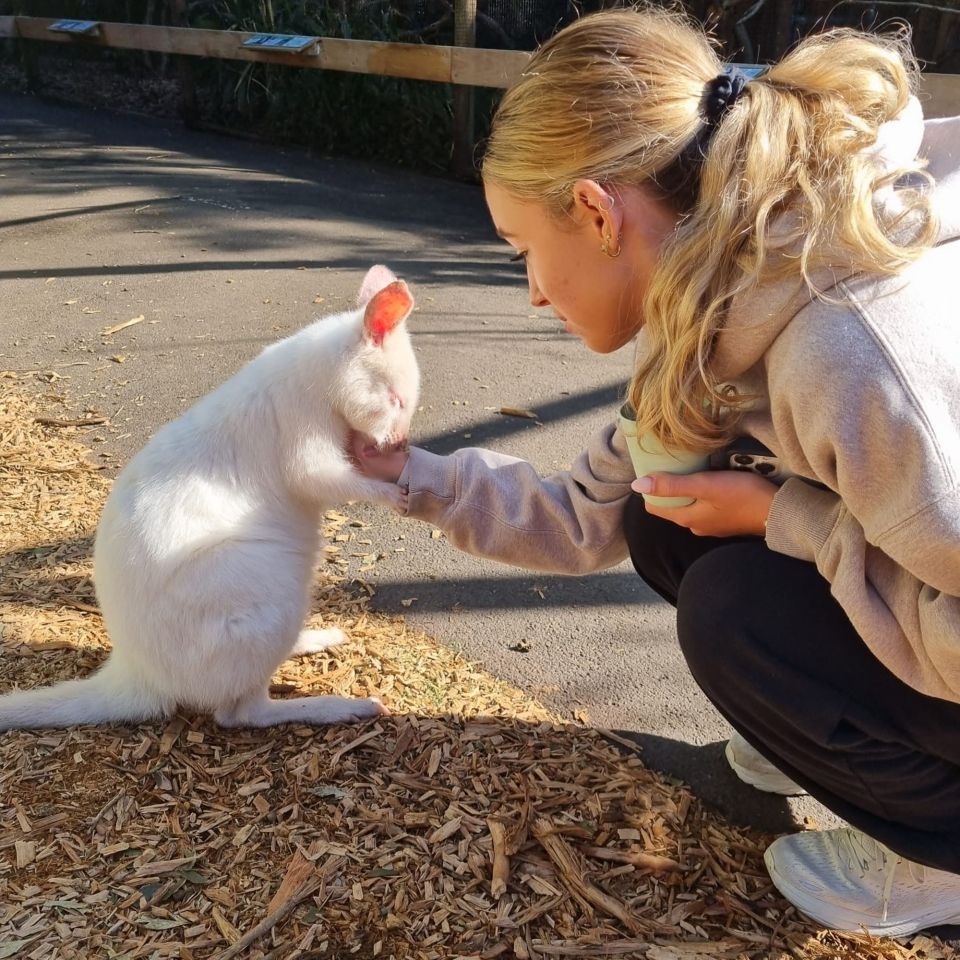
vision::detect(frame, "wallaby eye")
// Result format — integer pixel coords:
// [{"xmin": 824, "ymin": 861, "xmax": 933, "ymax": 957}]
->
[{"xmin": 389, "ymin": 390, "xmax": 405, "ymax": 409}]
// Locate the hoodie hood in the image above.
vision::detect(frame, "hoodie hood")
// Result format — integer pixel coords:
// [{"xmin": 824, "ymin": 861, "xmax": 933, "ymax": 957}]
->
[{"xmin": 711, "ymin": 102, "xmax": 960, "ymax": 383}]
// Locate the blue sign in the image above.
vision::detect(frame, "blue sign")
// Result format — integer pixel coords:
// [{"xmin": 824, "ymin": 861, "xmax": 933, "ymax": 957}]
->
[
  {"xmin": 242, "ymin": 33, "xmax": 317, "ymax": 53},
  {"xmin": 49, "ymin": 20, "xmax": 101, "ymax": 35}
]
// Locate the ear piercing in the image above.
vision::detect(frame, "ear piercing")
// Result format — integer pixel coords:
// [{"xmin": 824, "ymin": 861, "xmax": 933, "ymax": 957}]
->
[
  {"xmin": 601, "ymin": 232, "xmax": 623, "ymax": 258},
  {"xmin": 598, "ymin": 194, "xmax": 621, "ymax": 257}
]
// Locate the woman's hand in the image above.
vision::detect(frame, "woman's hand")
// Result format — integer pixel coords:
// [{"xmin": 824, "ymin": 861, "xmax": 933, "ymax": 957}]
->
[
  {"xmin": 633, "ymin": 470, "xmax": 778, "ymax": 537},
  {"xmin": 348, "ymin": 431, "xmax": 410, "ymax": 484}
]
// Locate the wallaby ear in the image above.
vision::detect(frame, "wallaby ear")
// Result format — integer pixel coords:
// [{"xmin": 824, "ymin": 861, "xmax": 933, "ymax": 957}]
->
[
  {"xmin": 363, "ymin": 279, "xmax": 413, "ymax": 347},
  {"xmin": 357, "ymin": 264, "xmax": 398, "ymax": 307}
]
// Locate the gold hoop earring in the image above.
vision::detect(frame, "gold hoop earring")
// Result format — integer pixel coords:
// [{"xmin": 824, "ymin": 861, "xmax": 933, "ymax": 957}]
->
[{"xmin": 601, "ymin": 233, "xmax": 622, "ymax": 259}]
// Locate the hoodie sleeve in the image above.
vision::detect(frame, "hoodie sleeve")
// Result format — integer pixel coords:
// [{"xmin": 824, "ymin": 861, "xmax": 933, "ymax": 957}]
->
[
  {"xmin": 761, "ymin": 281, "xmax": 960, "ymax": 703},
  {"xmin": 398, "ymin": 422, "xmax": 637, "ymax": 574}
]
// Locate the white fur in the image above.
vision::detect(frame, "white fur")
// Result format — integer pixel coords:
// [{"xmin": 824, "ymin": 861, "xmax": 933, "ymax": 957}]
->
[{"xmin": 0, "ymin": 266, "xmax": 420, "ymax": 730}]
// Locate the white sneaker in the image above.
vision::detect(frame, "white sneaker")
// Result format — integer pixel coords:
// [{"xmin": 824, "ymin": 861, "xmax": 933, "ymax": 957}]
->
[
  {"xmin": 765, "ymin": 826, "xmax": 960, "ymax": 936},
  {"xmin": 725, "ymin": 733, "xmax": 806, "ymax": 796}
]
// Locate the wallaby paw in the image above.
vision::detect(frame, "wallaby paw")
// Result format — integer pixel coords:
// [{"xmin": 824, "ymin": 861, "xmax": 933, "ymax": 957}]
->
[
  {"xmin": 346, "ymin": 696, "xmax": 390, "ymax": 722},
  {"xmin": 368, "ymin": 696, "xmax": 390, "ymax": 717},
  {"xmin": 290, "ymin": 628, "xmax": 346, "ymax": 657},
  {"xmin": 312, "ymin": 695, "xmax": 387, "ymax": 725}
]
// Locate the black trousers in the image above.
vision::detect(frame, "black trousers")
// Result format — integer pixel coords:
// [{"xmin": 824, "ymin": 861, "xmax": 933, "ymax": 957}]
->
[{"xmin": 623, "ymin": 493, "xmax": 960, "ymax": 873}]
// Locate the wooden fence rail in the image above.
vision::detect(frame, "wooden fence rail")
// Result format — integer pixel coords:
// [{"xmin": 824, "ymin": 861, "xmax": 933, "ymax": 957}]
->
[
  {"xmin": 0, "ymin": 16, "xmax": 529, "ymax": 89},
  {"xmin": 1, "ymin": 15, "xmax": 958, "ymax": 112}
]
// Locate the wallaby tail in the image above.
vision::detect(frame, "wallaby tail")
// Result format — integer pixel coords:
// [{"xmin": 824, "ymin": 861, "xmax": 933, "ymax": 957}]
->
[{"xmin": 0, "ymin": 659, "xmax": 168, "ymax": 730}]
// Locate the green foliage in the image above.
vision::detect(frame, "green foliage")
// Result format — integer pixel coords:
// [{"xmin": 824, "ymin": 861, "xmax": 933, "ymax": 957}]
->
[
  {"xmin": 184, "ymin": 0, "xmax": 462, "ymax": 171},
  {"xmin": 0, "ymin": 0, "xmax": 478, "ymax": 172},
  {"xmin": 0, "ymin": 1, "xmax": 160, "ymax": 19}
]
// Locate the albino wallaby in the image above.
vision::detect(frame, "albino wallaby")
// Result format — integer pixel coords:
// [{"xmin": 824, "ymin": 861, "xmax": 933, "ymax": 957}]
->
[{"xmin": 0, "ymin": 265, "xmax": 419, "ymax": 730}]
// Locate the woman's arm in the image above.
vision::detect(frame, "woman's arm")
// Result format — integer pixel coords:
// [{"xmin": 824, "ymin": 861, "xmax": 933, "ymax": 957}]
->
[{"xmin": 355, "ymin": 423, "xmax": 638, "ymax": 575}]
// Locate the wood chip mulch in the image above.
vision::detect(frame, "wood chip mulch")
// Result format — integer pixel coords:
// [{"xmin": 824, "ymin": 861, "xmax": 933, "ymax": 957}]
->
[{"xmin": 0, "ymin": 378, "xmax": 953, "ymax": 960}]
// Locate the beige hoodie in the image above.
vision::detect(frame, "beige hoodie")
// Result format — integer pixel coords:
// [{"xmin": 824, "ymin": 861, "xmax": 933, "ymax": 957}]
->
[{"xmin": 401, "ymin": 112, "xmax": 960, "ymax": 704}]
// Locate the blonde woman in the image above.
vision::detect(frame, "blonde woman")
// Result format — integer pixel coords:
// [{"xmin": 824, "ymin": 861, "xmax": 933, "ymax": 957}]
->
[{"xmin": 355, "ymin": 6, "xmax": 960, "ymax": 935}]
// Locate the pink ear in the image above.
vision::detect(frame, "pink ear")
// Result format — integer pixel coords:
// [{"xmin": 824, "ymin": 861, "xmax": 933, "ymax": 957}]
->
[
  {"xmin": 363, "ymin": 280, "xmax": 413, "ymax": 347},
  {"xmin": 357, "ymin": 264, "xmax": 398, "ymax": 306}
]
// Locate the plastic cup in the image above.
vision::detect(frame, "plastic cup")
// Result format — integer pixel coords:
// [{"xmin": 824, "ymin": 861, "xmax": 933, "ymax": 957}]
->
[{"xmin": 618, "ymin": 403, "xmax": 710, "ymax": 507}]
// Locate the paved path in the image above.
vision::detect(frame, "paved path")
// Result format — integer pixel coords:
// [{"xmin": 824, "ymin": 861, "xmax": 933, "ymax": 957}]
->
[{"xmin": 0, "ymin": 92, "xmax": 839, "ymax": 836}]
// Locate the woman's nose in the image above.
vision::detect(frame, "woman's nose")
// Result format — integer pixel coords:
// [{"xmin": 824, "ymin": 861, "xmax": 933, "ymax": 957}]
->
[{"xmin": 527, "ymin": 270, "xmax": 548, "ymax": 308}]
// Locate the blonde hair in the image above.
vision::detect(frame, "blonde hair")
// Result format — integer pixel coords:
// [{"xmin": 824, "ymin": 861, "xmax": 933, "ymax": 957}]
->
[{"xmin": 481, "ymin": 5, "xmax": 936, "ymax": 451}]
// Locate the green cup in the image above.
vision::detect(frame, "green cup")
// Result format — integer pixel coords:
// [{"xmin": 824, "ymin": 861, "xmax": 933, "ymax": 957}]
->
[{"xmin": 618, "ymin": 403, "xmax": 710, "ymax": 507}]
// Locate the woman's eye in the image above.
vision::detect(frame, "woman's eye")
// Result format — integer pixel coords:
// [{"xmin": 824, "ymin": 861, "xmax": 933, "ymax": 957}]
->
[{"xmin": 510, "ymin": 251, "xmax": 527, "ymax": 262}]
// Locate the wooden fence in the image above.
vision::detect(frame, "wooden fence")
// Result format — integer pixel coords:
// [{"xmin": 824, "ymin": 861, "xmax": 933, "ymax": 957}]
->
[
  {"xmin": 1, "ymin": 14, "xmax": 957, "ymax": 175},
  {"xmin": 0, "ymin": 16, "xmax": 530, "ymax": 89},
  {"xmin": 3, "ymin": 15, "xmax": 960, "ymax": 110}
]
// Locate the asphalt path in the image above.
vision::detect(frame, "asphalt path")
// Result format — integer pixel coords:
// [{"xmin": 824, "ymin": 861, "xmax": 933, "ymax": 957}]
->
[{"xmin": 0, "ymin": 92, "xmax": 840, "ymax": 837}]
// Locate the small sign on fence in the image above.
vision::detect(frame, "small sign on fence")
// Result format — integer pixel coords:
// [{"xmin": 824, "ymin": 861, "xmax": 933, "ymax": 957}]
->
[
  {"xmin": 49, "ymin": 20, "xmax": 101, "ymax": 37},
  {"xmin": 241, "ymin": 34, "xmax": 318, "ymax": 54}
]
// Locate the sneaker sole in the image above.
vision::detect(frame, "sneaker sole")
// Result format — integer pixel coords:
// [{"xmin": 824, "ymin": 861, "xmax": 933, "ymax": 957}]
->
[
  {"xmin": 724, "ymin": 739, "xmax": 807, "ymax": 796},
  {"xmin": 764, "ymin": 845, "xmax": 960, "ymax": 937}
]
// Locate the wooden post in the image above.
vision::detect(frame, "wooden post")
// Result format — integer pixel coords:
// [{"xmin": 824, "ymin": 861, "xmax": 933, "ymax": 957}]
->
[
  {"xmin": 9, "ymin": 9, "xmax": 42, "ymax": 94},
  {"xmin": 452, "ymin": 0, "xmax": 477, "ymax": 180},
  {"xmin": 168, "ymin": 0, "xmax": 197, "ymax": 125}
]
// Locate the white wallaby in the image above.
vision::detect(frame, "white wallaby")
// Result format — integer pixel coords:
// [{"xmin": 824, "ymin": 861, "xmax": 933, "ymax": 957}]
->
[{"xmin": 0, "ymin": 265, "xmax": 419, "ymax": 730}]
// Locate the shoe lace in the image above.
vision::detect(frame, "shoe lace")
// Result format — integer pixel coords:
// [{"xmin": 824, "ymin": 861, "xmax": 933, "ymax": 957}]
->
[{"xmin": 835, "ymin": 828, "xmax": 927, "ymax": 923}]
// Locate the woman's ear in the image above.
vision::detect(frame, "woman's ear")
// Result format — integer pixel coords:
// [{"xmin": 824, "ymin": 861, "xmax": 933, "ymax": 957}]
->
[{"xmin": 571, "ymin": 179, "xmax": 622, "ymax": 243}]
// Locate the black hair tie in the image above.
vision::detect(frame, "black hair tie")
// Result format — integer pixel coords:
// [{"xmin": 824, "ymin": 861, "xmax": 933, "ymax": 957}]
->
[
  {"xmin": 703, "ymin": 66, "xmax": 750, "ymax": 126},
  {"xmin": 648, "ymin": 66, "xmax": 753, "ymax": 210}
]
